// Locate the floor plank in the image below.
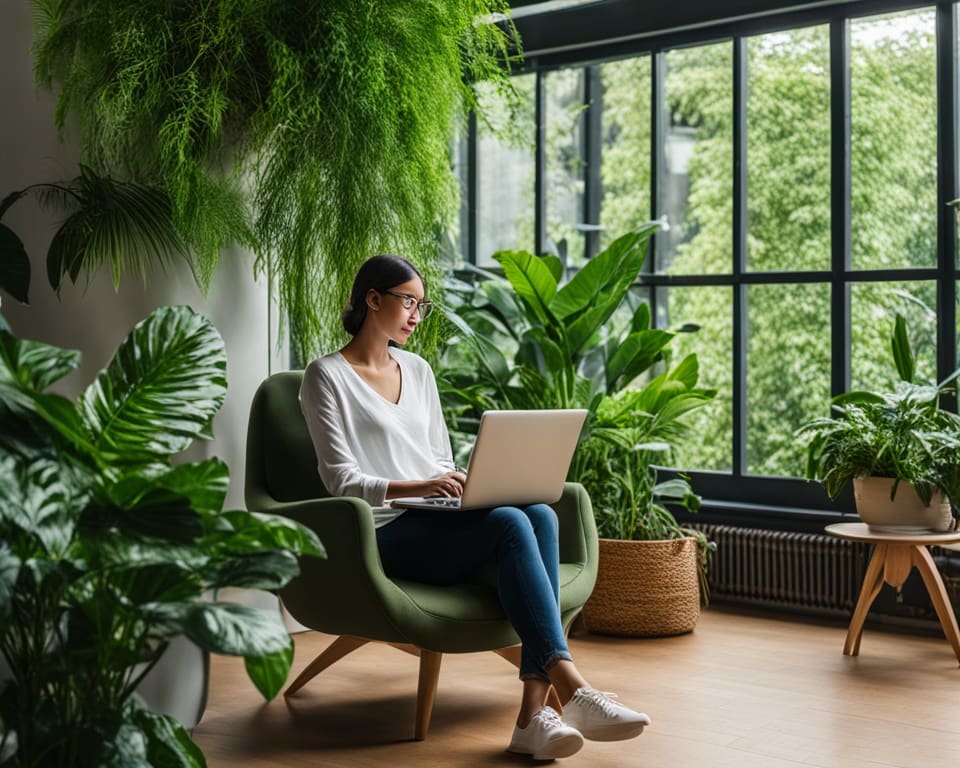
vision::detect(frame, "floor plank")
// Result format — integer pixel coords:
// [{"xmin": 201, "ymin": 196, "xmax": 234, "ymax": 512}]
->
[{"xmin": 191, "ymin": 607, "xmax": 960, "ymax": 767}]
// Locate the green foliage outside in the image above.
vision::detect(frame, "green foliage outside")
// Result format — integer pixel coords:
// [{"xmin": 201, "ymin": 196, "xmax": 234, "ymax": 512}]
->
[
  {"xmin": 492, "ymin": 10, "xmax": 942, "ymax": 479},
  {"xmin": 30, "ymin": 0, "xmax": 519, "ymax": 360},
  {"xmin": 0, "ymin": 306, "xmax": 323, "ymax": 767}
]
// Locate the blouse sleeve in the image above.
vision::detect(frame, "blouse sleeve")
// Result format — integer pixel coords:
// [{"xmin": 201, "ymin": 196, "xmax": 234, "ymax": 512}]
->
[{"xmin": 299, "ymin": 362, "xmax": 390, "ymax": 505}]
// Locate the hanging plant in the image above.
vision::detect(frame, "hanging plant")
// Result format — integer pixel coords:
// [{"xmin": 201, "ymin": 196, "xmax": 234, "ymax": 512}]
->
[{"xmin": 30, "ymin": 0, "xmax": 519, "ymax": 359}]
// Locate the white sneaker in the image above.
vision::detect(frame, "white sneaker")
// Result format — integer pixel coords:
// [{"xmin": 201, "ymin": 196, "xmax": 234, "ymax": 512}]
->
[
  {"xmin": 561, "ymin": 687, "xmax": 651, "ymax": 741},
  {"xmin": 507, "ymin": 705, "xmax": 585, "ymax": 760}
]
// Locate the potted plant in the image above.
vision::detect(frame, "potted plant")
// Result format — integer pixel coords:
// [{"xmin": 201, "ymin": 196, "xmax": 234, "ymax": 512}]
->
[
  {"xmin": 0, "ymin": 165, "xmax": 196, "ymax": 305},
  {"xmin": 436, "ymin": 224, "xmax": 717, "ymax": 637},
  {"xmin": 798, "ymin": 313, "xmax": 960, "ymax": 532},
  {"xmin": 573, "ymin": 364, "xmax": 716, "ymax": 637},
  {"xmin": 0, "ymin": 304, "xmax": 323, "ymax": 767}
]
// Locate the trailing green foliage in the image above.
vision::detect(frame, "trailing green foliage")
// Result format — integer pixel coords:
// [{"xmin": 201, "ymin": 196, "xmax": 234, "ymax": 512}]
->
[
  {"xmin": 436, "ymin": 225, "xmax": 716, "ymax": 567},
  {"xmin": 799, "ymin": 313, "xmax": 960, "ymax": 516},
  {"xmin": 0, "ymin": 305, "xmax": 324, "ymax": 767},
  {"xmin": 31, "ymin": 0, "xmax": 519, "ymax": 359}
]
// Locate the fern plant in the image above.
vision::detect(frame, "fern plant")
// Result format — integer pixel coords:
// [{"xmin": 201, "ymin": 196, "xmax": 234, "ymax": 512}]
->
[{"xmin": 30, "ymin": 0, "xmax": 519, "ymax": 359}]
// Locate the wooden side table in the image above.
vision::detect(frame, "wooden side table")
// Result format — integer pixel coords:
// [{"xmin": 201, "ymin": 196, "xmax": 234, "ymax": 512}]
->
[{"xmin": 825, "ymin": 522, "xmax": 960, "ymax": 664}]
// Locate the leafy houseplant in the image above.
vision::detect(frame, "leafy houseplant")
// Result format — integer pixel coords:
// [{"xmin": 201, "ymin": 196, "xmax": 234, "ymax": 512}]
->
[
  {"xmin": 436, "ymin": 225, "xmax": 717, "ymax": 632},
  {"xmin": 29, "ymin": 0, "xmax": 520, "ymax": 360},
  {"xmin": 0, "ymin": 304, "xmax": 323, "ymax": 767},
  {"xmin": 0, "ymin": 165, "xmax": 195, "ymax": 305},
  {"xmin": 799, "ymin": 314, "xmax": 960, "ymax": 528}
]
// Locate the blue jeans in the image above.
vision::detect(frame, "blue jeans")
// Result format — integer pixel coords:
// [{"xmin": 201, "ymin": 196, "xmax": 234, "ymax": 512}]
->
[{"xmin": 375, "ymin": 503, "xmax": 573, "ymax": 681}]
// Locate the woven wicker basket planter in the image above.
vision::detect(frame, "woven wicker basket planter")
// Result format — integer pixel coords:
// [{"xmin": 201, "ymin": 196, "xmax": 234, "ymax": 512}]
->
[{"xmin": 582, "ymin": 537, "xmax": 700, "ymax": 637}]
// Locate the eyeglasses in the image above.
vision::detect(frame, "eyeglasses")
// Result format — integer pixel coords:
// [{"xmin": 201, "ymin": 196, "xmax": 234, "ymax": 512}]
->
[{"xmin": 383, "ymin": 290, "xmax": 434, "ymax": 319}]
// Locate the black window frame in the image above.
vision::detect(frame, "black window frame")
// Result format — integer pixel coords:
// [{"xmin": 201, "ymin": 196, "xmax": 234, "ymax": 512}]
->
[{"xmin": 461, "ymin": 0, "xmax": 960, "ymax": 532}]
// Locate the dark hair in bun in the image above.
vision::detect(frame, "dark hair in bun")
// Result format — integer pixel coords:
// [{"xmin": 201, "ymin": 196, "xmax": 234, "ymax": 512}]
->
[{"xmin": 342, "ymin": 254, "xmax": 424, "ymax": 336}]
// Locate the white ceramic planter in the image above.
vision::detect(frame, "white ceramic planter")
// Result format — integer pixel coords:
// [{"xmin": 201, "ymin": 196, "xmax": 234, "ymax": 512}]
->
[{"xmin": 853, "ymin": 476, "xmax": 955, "ymax": 533}]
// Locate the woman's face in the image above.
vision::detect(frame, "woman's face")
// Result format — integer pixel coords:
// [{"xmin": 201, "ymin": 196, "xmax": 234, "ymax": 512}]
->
[{"xmin": 367, "ymin": 276, "xmax": 427, "ymax": 345}]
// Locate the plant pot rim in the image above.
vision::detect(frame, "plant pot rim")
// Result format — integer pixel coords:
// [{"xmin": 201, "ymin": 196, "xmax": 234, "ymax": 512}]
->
[{"xmin": 597, "ymin": 535, "xmax": 698, "ymax": 545}]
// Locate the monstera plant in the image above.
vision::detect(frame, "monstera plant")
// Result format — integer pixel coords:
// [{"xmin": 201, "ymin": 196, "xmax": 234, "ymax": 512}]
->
[{"xmin": 0, "ymin": 305, "xmax": 323, "ymax": 767}]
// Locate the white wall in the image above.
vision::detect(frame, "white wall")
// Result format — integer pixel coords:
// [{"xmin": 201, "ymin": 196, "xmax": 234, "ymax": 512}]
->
[{"xmin": 0, "ymin": 0, "xmax": 286, "ymax": 512}]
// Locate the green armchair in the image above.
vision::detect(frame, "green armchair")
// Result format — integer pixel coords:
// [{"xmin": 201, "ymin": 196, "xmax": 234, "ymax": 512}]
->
[{"xmin": 245, "ymin": 370, "xmax": 598, "ymax": 739}]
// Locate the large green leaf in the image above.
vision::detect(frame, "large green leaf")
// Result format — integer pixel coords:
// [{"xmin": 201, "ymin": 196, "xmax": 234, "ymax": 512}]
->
[
  {"xmin": 153, "ymin": 601, "xmax": 292, "ymax": 657},
  {"xmin": 202, "ymin": 550, "xmax": 300, "ymax": 591},
  {"xmin": 0, "ymin": 222, "xmax": 30, "ymax": 304},
  {"xmin": 891, "ymin": 313, "xmax": 915, "ymax": 384},
  {"xmin": 81, "ymin": 306, "xmax": 227, "ymax": 463},
  {"xmin": 494, "ymin": 250, "xmax": 560, "ymax": 328},
  {"xmin": 0, "ymin": 458, "xmax": 83, "ymax": 556},
  {"xmin": 216, "ymin": 509, "xmax": 325, "ymax": 557},
  {"xmin": 516, "ymin": 327, "xmax": 567, "ymax": 384},
  {"xmin": 244, "ymin": 644, "xmax": 295, "ymax": 701},
  {"xmin": 86, "ymin": 491, "xmax": 205, "ymax": 544},
  {"xmin": 441, "ymin": 308, "xmax": 512, "ymax": 388},
  {"xmin": 606, "ymin": 328, "xmax": 674, "ymax": 392},
  {"xmin": 0, "ymin": 330, "xmax": 80, "ymax": 391},
  {"xmin": 106, "ymin": 460, "xmax": 229, "ymax": 518},
  {"xmin": 0, "ymin": 543, "xmax": 20, "ymax": 626},
  {"xmin": 558, "ymin": 227, "xmax": 656, "ymax": 357},
  {"xmin": 130, "ymin": 708, "xmax": 205, "ymax": 768},
  {"xmin": 552, "ymin": 223, "xmax": 656, "ymax": 316}
]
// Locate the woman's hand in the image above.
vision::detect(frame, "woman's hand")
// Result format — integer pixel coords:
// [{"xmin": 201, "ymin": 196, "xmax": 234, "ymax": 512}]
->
[
  {"xmin": 386, "ymin": 470, "xmax": 466, "ymax": 500},
  {"xmin": 422, "ymin": 470, "xmax": 467, "ymax": 498}
]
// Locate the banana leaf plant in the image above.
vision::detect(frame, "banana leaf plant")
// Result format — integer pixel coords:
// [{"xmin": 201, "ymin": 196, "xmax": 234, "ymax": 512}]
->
[
  {"xmin": 436, "ymin": 224, "xmax": 716, "ymax": 556},
  {"xmin": 439, "ymin": 222, "xmax": 674, "ymax": 429},
  {"xmin": 0, "ymin": 305, "xmax": 324, "ymax": 767}
]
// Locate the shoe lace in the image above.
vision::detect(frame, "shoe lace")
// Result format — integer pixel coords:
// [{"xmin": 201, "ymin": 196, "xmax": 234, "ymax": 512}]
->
[
  {"xmin": 537, "ymin": 706, "xmax": 564, "ymax": 727},
  {"xmin": 575, "ymin": 688, "xmax": 623, "ymax": 718}
]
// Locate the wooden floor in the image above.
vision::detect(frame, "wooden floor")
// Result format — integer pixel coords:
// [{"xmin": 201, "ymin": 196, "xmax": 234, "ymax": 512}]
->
[{"xmin": 192, "ymin": 606, "xmax": 960, "ymax": 768}]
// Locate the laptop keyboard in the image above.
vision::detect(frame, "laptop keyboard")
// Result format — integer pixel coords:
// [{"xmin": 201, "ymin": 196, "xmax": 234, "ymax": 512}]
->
[{"xmin": 423, "ymin": 497, "xmax": 461, "ymax": 507}]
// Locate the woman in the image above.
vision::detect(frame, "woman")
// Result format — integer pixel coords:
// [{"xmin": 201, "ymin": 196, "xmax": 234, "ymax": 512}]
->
[{"xmin": 300, "ymin": 254, "xmax": 650, "ymax": 760}]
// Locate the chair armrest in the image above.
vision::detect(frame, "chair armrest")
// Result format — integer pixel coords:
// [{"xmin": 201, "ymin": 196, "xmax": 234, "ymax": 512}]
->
[
  {"xmin": 554, "ymin": 481, "xmax": 599, "ymax": 569},
  {"xmin": 255, "ymin": 496, "xmax": 403, "ymax": 637}
]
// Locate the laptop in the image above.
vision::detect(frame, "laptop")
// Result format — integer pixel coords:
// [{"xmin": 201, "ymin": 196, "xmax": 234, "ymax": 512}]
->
[{"xmin": 390, "ymin": 408, "xmax": 588, "ymax": 511}]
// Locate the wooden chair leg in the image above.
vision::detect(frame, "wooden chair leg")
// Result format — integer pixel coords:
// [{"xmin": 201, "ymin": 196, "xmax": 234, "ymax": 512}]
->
[
  {"xmin": 414, "ymin": 650, "xmax": 442, "ymax": 741},
  {"xmin": 284, "ymin": 635, "xmax": 370, "ymax": 697}
]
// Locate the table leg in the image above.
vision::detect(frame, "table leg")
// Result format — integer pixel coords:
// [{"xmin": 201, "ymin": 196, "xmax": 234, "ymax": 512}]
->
[
  {"xmin": 844, "ymin": 544, "xmax": 888, "ymax": 657},
  {"xmin": 910, "ymin": 545, "xmax": 960, "ymax": 665}
]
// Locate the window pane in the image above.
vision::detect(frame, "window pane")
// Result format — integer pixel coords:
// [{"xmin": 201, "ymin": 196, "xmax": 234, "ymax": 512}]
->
[
  {"xmin": 746, "ymin": 26, "xmax": 831, "ymax": 272},
  {"xmin": 850, "ymin": 282, "xmax": 937, "ymax": 392},
  {"xmin": 599, "ymin": 55, "xmax": 652, "ymax": 252},
  {"xmin": 850, "ymin": 9, "xmax": 937, "ymax": 270},
  {"xmin": 746, "ymin": 283, "xmax": 830, "ymax": 477},
  {"xmin": 475, "ymin": 74, "xmax": 536, "ymax": 266},
  {"xmin": 661, "ymin": 42, "xmax": 733, "ymax": 275},
  {"xmin": 544, "ymin": 68, "xmax": 587, "ymax": 266},
  {"xmin": 663, "ymin": 285, "xmax": 733, "ymax": 471}
]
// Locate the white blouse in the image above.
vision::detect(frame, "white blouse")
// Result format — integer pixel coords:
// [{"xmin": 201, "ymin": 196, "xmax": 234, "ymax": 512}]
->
[{"xmin": 299, "ymin": 347, "xmax": 456, "ymax": 526}]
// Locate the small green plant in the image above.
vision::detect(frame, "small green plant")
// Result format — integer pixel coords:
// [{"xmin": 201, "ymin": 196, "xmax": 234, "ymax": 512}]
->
[
  {"xmin": 798, "ymin": 314, "xmax": 960, "ymax": 517},
  {"xmin": 0, "ymin": 304, "xmax": 323, "ymax": 767},
  {"xmin": 0, "ymin": 165, "xmax": 195, "ymax": 305}
]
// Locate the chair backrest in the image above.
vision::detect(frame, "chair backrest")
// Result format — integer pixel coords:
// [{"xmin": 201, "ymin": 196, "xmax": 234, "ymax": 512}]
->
[{"xmin": 246, "ymin": 370, "xmax": 331, "ymax": 504}]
